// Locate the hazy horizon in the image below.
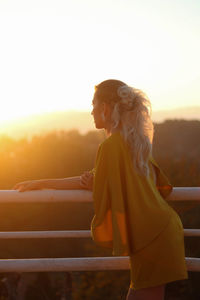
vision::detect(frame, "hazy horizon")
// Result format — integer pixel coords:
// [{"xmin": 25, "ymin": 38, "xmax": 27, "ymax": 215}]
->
[{"xmin": 0, "ymin": 105, "xmax": 199, "ymax": 140}]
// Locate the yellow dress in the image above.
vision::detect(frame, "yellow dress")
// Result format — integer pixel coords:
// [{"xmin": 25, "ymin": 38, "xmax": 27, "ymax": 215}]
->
[{"xmin": 91, "ymin": 131, "xmax": 188, "ymax": 290}]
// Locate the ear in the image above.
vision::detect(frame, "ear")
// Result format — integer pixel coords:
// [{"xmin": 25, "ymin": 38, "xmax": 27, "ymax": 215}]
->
[{"xmin": 103, "ymin": 102, "xmax": 111, "ymax": 117}]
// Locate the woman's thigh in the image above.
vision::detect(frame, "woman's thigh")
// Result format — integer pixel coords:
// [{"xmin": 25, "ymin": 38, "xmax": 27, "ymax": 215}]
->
[{"xmin": 126, "ymin": 284, "xmax": 165, "ymax": 300}]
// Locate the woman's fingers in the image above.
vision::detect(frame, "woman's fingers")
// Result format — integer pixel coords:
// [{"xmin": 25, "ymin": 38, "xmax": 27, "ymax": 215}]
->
[
  {"xmin": 81, "ymin": 173, "xmax": 92, "ymax": 183},
  {"xmin": 13, "ymin": 181, "xmax": 29, "ymax": 190},
  {"xmin": 19, "ymin": 183, "xmax": 33, "ymax": 192},
  {"xmin": 80, "ymin": 177, "xmax": 88, "ymax": 186},
  {"xmin": 80, "ymin": 172, "xmax": 94, "ymax": 190},
  {"xmin": 15, "ymin": 184, "xmax": 30, "ymax": 192},
  {"xmin": 13, "ymin": 184, "xmax": 19, "ymax": 190},
  {"xmin": 81, "ymin": 173, "xmax": 89, "ymax": 182},
  {"xmin": 80, "ymin": 181, "xmax": 87, "ymax": 188},
  {"xmin": 80, "ymin": 174, "xmax": 90, "ymax": 188},
  {"xmin": 18, "ymin": 186, "xmax": 26, "ymax": 192},
  {"xmin": 80, "ymin": 178, "xmax": 89, "ymax": 189},
  {"xmin": 13, "ymin": 180, "xmax": 39, "ymax": 192},
  {"xmin": 81, "ymin": 172, "xmax": 90, "ymax": 179}
]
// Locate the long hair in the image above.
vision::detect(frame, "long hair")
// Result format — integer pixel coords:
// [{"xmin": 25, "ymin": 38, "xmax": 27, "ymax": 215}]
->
[{"xmin": 95, "ymin": 79, "xmax": 154, "ymax": 177}]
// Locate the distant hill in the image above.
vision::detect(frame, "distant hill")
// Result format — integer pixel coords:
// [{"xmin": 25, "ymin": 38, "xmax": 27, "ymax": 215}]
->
[
  {"xmin": 153, "ymin": 119, "xmax": 200, "ymax": 160},
  {"xmin": 152, "ymin": 106, "xmax": 200, "ymax": 123},
  {"xmin": 0, "ymin": 106, "xmax": 199, "ymax": 139}
]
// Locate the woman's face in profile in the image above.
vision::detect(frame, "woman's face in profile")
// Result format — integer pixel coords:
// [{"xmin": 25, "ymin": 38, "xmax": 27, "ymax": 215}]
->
[{"xmin": 91, "ymin": 94, "xmax": 104, "ymax": 129}]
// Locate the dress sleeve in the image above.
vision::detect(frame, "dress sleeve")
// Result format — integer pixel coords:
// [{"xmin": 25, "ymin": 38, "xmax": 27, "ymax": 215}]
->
[
  {"xmin": 91, "ymin": 143, "xmax": 113, "ymax": 249},
  {"xmin": 150, "ymin": 157, "xmax": 173, "ymax": 199}
]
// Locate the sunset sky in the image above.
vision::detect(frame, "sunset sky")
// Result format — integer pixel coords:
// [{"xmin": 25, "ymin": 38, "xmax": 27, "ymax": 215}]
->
[{"xmin": 0, "ymin": 0, "xmax": 200, "ymax": 123}]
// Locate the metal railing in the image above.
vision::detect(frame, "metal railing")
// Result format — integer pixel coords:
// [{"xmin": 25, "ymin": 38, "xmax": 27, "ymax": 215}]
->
[{"xmin": 0, "ymin": 188, "xmax": 199, "ymax": 273}]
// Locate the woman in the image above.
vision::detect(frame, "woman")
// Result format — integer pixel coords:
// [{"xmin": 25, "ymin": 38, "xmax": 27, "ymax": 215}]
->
[{"xmin": 14, "ymin": 79, "xmax": 188, "ymax": 300}]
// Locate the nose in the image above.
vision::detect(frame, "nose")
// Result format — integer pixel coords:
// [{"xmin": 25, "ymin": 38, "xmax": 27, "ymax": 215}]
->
[{"xmin": 91, "ymin": 109, "xmax": 94, "ymax": 116}]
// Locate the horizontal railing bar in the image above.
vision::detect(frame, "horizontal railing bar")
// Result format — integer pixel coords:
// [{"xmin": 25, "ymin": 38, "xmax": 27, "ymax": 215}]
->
[
  {"xmin": 0, "ymin": 230, "xmax": 91, "ymax": 239},
  {"xmin": 166, "ymin": 187, "xmax": 200, "ymax": 202},
  {"xmin": 184, "ymin": 229, "xmax": 200, "ymax": 237},
  {"xmin": 0, "ymin": 257, "xmax": 198, "ymax": 272},
  {"xmin": 186, "ymin": 257, "xmax": 200, "ymax": 272},
  {"xmin": 0, "ymin": 190, "xmax": 92, "ymax": 203},
  {"xmin": 0, "ymin": 229, "xmax": 199, "ymax": 239},
  {"xmin": 0, "ymin": 187, "xmax": 199, "ymax": 203}
]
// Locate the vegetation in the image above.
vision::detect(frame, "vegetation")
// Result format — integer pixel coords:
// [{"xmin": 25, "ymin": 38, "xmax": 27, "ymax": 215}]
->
[{"xmin": 0, "ymin": 119, "xmax": 199, "ymax": 299}]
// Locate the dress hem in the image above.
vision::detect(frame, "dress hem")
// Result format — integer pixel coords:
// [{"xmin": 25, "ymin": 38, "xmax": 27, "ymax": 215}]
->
[{"xmin": 130, "ymin": 274, "xmax": 188, "ymax": 290}]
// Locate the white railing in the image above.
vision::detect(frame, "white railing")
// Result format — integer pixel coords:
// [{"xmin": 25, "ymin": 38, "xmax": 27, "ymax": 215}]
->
[{"xmin": 0, "ymin": 188, "xmax": 199, "ymax": 273}]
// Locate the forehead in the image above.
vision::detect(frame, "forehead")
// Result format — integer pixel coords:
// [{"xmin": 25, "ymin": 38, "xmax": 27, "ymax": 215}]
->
[{"xmin": 92, "ymin": 94, "xmax": 99, "ymax": 105}]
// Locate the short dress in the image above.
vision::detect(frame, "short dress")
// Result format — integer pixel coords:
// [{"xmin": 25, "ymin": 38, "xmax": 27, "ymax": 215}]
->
[
  {"xmin": 129, "ymin": 208, "xmax": 187, "ymax": 289},
  {"xmin": 91, "ymin": 132, "xmax": 188, "ymax": 290}
]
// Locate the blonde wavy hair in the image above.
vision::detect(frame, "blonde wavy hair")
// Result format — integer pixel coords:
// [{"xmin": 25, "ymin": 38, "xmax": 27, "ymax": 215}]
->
[{"xmin": 95, "ymin": 79, "xmax": 154, "ymax": 177}]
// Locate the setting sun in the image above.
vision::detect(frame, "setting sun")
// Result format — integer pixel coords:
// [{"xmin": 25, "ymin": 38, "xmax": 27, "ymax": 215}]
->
[{"xmin": 0, "ymin": 0, "xmax": 199, "ymax": 124}]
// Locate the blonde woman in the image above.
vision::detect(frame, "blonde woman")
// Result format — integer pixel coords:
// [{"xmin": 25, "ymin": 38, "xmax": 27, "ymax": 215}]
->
[{"xmin": 14, "ymin": 79, "xmax": 188, "ymax": 300}]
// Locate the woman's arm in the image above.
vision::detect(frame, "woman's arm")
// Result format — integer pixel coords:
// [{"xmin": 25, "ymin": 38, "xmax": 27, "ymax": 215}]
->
[
  {"xmin": 13, "ymin": 173, "xmax": 94, "ymax": 192},
  {"xmin": 43, "ymin": 176, "xmax": 83, "ymax": 190},
  {"xmin": 14, "ymin": 176, "xmax": 82, "ymax": 192}
]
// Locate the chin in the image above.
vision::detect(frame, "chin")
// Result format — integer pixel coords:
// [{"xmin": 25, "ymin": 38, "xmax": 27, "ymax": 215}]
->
[
  {"xmin": 95, "ymin": 124, "xmax": 102, "ymax": 129},
  {"xmin": 94, "ymin": 121, "xmax": 104, "ymax": 129}
]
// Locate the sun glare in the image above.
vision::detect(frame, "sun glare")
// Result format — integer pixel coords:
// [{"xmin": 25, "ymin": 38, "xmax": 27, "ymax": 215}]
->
[{"xmin": 0, "ymin": 0, "xmax": 199, "ymax": 127}]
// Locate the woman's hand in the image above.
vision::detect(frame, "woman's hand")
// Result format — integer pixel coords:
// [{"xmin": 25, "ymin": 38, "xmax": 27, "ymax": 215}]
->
[
  {"xmin": 80, "ymin": 172, "xmax": 94, "ymax": 190},
  {"xmin": 13, "ymin": 180, "xmax": 44, "ymax": 192}
]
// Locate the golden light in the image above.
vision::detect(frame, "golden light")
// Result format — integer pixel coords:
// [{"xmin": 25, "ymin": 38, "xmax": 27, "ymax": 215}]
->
[{"xmin": 0, "ymin": 0, "xmax": 199, "ymax": 126}]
